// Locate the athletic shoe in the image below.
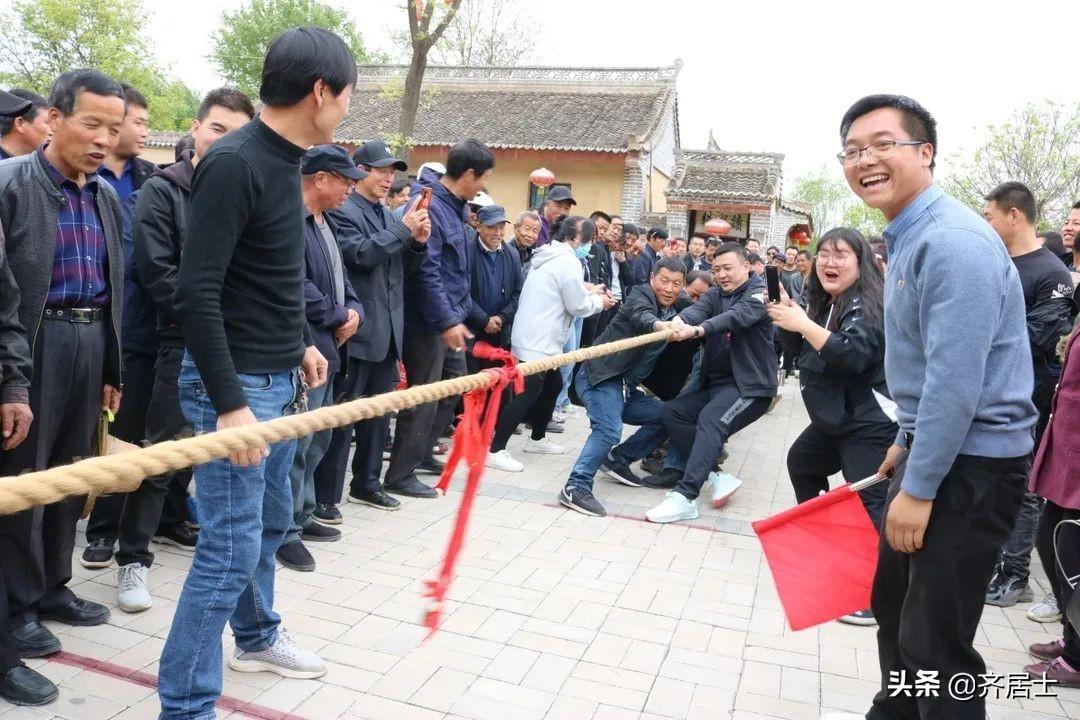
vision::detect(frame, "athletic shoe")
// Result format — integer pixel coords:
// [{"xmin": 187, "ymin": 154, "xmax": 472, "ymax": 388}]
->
[
  {"xmin": 313, "ymin": 503, "xmax": 342, "ymax": 524},
  {"xmin": 116, "ymin": 563, "xmax": 152, "ymax": 613},
  {"xmin": 559, "ymin": 487, "xmax": 606, "ymax": 517},
  {"xmin": 1025, "ymin": 656, "xmax": 1080, "ymax": 688},
  {"xmin": 709, "ymin": 471, "xmax": 742, "ymax": 509},
  {"xmin": 1030, "ymin": 637, "xmax": 1065, "ymax": 662},
  {"xmin": 640, "ymin": 451, "xmax": 665, "ymax": 476},
  {"xmin": 432, "ymin": 442, "xmax": 449, "ymax": 456},
  {"xmin": 152, "ymin": 522, "xmax": 198, "ymax": 553},
  {"xmin": 346, "ymin": 491, "xmax": 400, "ymax": 510},
  {"xmin": 985, "ymin": 574, "xmax": 1034, "ymax": 607},
  {"xmin": 80, "ymin": 538, "xmax": 115, "ymax": 569},
  {"xmin": 599, "ymin": 454, "xmax": 642, "ymax": 487},
  {"xmin": 523, "ymin": 437, "xmax": 565, "ymax": 455},
  {"xmin": 545, "ymin": 420, "xmax": 565, "ymax": 434},
  {"xmin": 838, "ymin": 608, "xmax": 876, "ymax": 626},
  {"xmin": 551, "ymin": 409, "xmax": 568, "ymax": 424},
  {"xmin": 228, "ymin": 630, "xmax": 326, "ymax": 679},
  {"xmin": 487, "ymin": 449, "xmax": 524, "ymax": 472},
  {"xmin": 1028, "ymin": 593, "xmax": 1062, "ymax": 623},
  {"xmin": 645, "ymin": 491, "xmax": 699, "ymax": 524}
]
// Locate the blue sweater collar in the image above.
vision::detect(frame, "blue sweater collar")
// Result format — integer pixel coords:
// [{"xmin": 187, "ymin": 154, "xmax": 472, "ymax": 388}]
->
[{"xmin": 884, "ymin": 183, "xmax": 943, "ymax": 245}]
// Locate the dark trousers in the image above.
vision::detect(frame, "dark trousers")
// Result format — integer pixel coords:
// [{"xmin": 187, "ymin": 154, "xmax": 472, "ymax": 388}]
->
[
  {"xmin": 787, "ymin": 422, "xmax": 892, "ymax": 530},
  {"xmin": 1035, "ymin": 500, "xmax": 1080, "ymax": 667},
  {"xmin": 113, "ymin": 346, "xmax": 192, "ymax": 568},
  {"xmin": 0, "ymin": 573, "xmax": 18, "ymax": 674},
  {"xmin": 779, "ymin": 329, "xmax": 801, "ymax": 374},
  {"xmin": 384, "ymin": 331, "xmax": 466, "ymax": 487},
  {"xmin": 85, "ymin": 348, "xmax": 155, "ymax": 543},
  {"xmin": 663, "ymin": 382, "xmax": 770, "ymax": 500},
  {"xmin": 0, "ymin": 318, "xmax": 105, "ymax": 625},
  {"xmin": 315, "ymin": 351, "xmax": 399, "ymax": 503},
  {"xmin": 996, "ymin": 395, "xmax": 1053, "ymax": 582},
  {"xmin": 868, "ymin": 454, "xmax": 1028, "ymax": 720},
  {"xmin": 491, "ymin": 369, "xmax": 563, "ymax": 452}
]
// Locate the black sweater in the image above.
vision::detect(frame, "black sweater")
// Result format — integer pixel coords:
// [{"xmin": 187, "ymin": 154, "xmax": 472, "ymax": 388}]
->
[{"xmin": 175, "ymin": 118, "xmax": 308, "ymax": 413}]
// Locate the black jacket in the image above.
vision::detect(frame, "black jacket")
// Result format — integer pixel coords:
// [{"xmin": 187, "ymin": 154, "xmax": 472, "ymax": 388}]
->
[
  {"xmin": 583, "ymin": 285, "xmax": 670, "ymax": 387},
  {"xmin": 133, "ymin": 154, "xmax": 193, "ymax": 348},
  {"xmin": 0, "ymin": 152, "xmax": 124, "ymax": 391},
  {"xmin": 678, "ymin": 274, "xmax": 777, "ymax": 398},
  {"xmin": 465, "ymin": 237, "xmax": 523, "ymax": 348},
  {"xmin": 683, "ymin": 253, "xmax": 710, "ymax": 274},
  {"xmin": 797, "ymin": 296, "xmax": 896, "ymax": 435},
  {"xmin": 303, "ymin": 211, "xmax": 363, "ymax": 374},
  {"xmin": 329, "ymin": 191, "xmax": 425, "ymax": 363},
  {"xmin": 0, "ymin": 221, "xmax": 31, "ymax": 403}
]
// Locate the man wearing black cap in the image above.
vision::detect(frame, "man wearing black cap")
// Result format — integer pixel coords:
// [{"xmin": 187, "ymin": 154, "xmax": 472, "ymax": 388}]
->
[
  {"xmin": 0, "ymin": 88, "xmax": 58, "ymax": 707},
  {"xmin": 277, "ymin": 146, "xmax": 365, "ymax": 572},
  {"xmin": 0, "ymin": 90, "xmax": 49, "ymax": 160},
  {"xmin": 465, "ymin": 205, "xmax": 523, "ymax": 360},
  {"xmin": 315, "ymin": 140, "xmax": 430, "ymax": 517},
  {"xmin": 535, "ymin": 184, "xmax": 575, "ymax": 248}
]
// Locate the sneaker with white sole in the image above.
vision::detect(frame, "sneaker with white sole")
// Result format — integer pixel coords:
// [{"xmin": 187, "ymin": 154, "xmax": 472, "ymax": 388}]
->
[
  {"xmin": 551, "ymin": 409, "xmax": 568, "ymax": 424},
  {"xmin": 1028, "ymin": 593, "xmax": 1062, "ymax": 623},
  {"xmin": 709, "ymin": 471, "xmax": 742, "ymax": 508},
  {"xmin": 227, "ymin": 630, "xmax": 326, "ymax": 679},
  {"xmin": 486, "ymin": 449, "xmax": 524, "ymax": 472},
  {"xmin": 646, "ymin": 491, "xmax": 699, "ymax": 524},
  {"xmin": 116, "ymin": 563, "xmax": 152, "ymax": 613},
  {"xmin": 523, "ymin": 437, "xmax": 565, "ymax": 455}
]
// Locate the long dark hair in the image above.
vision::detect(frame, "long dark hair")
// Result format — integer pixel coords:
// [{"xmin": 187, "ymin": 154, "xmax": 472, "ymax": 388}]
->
[
  {"xmin": 552, "ymin": 215, "xmax": 596, "ymax": 244},
  {"xmin": 804, "ymin": 227, "xmax": 884, "ymax": 331}
]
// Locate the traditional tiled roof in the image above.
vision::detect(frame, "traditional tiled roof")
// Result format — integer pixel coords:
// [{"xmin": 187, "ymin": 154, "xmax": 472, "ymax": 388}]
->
[
  {"xmin": 337, "ymin": 63, "xmax": 682, "ymax": 153},
  {"xmin": 145, "ymin": 130, "xmax": 187, "ymax": 149},
  {"xmin": 667, "ymin": 149, "xmax": 784, "ymax": 203}
]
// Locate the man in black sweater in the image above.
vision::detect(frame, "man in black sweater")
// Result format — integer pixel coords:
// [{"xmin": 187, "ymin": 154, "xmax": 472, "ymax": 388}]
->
[{"xmin": 157, "ymin": 28, "xmax": 354, "ymax": 719}]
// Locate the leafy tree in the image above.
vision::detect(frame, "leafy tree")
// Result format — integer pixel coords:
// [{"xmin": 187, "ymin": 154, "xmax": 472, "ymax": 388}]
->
[
  {"xmin": 841, "ymin": 202, "xmax": 887, "ymax": 238},
  {"xmin": 0, "ymin": 0, "xmax": 199, "ymax": 130},
  {"xmin": 396, "ymin": 0, "xmax": 463, "ymax": 157},
  {"xmin": 944, "ymin": 101, "xmax": 1080, "ymax": 230},
  {"xmin": 789, "ymin": 167, "xmax": 850, "ymax": 239},
  {"xmin": 430, "ymin": 0, "xmax": 538, "ymax": 66},
  {"xmin": 211, "ymin": 0, "xmax": 372, "ymax": 99}
]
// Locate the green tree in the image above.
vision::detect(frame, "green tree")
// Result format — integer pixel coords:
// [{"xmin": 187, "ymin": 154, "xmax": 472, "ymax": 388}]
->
[
  {"xmin": 841, "ymin": 202, "xmax": 887, "ymax": 238},
  {"xmin": 789, "ymin": 167, "xmax": 850, "ymax": 238},
  {"xmin": 397, "ymin": 0, "xmax": 462, "ymax": 157},
  {"xmin": 0, "ymin": 0, "xmax": 199, "ymax": 130},
  {"xmin": 210, "ymin": 0, "xmax": 372, "ymax": 98},
  {"xmin": 943, "ymin": 101, "xmax": 1080, "ymax": 230}
]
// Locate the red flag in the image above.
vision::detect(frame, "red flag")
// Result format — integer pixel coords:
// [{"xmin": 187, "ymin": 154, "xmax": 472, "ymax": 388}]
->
[{"xmin": 752, "ymin": 483, "xmax": 880, "ymax": 630}]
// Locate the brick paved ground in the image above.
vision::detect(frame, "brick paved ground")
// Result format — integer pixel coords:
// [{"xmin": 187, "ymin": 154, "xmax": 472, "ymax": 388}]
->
[{"xmin": 4, "ymin": 381, "xmax": 1078, "ymax": 719}]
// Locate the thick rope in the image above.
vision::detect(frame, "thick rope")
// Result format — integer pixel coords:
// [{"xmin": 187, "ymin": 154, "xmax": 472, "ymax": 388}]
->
[{"xmin": 0, "ymin": 329, "xmax": 675, "ymax": 515}]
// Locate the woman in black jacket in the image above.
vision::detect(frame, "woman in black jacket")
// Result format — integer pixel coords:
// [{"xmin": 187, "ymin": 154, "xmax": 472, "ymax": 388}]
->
[{"xmin": 767, "ymin": 227, "xmax": 896, "ymax": 626}]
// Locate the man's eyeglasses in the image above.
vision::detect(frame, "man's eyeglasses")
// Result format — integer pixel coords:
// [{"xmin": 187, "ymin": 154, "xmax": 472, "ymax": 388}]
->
[{"xmin": 837, "ymin": 140, "xmax": 926, "ymax": 166}]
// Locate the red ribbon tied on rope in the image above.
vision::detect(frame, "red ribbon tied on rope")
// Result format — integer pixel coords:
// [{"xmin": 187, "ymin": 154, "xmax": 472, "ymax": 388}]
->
[{"xmin": 422, "ymin": 342, "xmax": 524, "ymax": 636}]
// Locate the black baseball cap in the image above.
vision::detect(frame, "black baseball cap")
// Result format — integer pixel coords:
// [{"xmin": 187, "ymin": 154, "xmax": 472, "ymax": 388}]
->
[
  {"xmin": 353, "ymin": 140, "xmax": 408, "ymax": 171},
  {"xmin": 547, "ymin": 185, "xmax": 576, "ymax": 205},
  {"xmin": 0, "ymin": 89, "xmax": 32, "ymax": 117},
  {"xmin": 301, "ymin": 145, "xmax": 366, "ymax": 179}
]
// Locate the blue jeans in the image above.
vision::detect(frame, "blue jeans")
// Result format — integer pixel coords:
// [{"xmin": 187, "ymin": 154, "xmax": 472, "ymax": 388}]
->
[
  {"xmin": 284, "ymin": 376, "xmax": 334, "ymax": 545},
  {"xmin": 556, "ymin": 317, "xmax": 584, "ymax": 409},
  {"xmin": 158, "ymin": 355, "xmax": 299, "ymax": 720},
  {"xmin": 566, "ymin": 372, "xmax": 667, "ymax": 493}
]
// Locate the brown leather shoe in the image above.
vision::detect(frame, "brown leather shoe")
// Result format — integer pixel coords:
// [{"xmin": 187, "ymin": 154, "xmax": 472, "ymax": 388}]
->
[
  {"xmin": 1030, "ymin": 637, "xmax": 1065, "ymax": 661},
  {"xmin": 1025, "ymin": 657, "xmax": 1080, "ymax": 688}
]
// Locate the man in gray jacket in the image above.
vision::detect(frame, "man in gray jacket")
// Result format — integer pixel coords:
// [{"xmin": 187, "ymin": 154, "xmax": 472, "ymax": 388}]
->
[
  {"xmin": 0, "ymin": 69, "xmax": 124, "ymax": 661},
  {"xmin": 313, "ymin": 141, "xmax": 430, "ymax": 518}
]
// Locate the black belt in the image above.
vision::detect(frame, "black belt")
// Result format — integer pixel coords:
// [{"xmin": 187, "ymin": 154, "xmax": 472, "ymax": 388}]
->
[{"xmin": 43, "ymin": 307, "xmax": 104, "ymax": 323}]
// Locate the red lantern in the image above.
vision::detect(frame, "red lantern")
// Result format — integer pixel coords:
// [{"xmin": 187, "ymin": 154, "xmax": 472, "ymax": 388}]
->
[
  {"xmin": 789, "ymin": 229, "xmax": 810, "ymax": 246},
  {"xmin": 529, "ymin": 167, "xmax": 555, "ymax": 188},
  {"xmin": 704, "ymin": 218, "xmax": 732, "ymax": 237}
]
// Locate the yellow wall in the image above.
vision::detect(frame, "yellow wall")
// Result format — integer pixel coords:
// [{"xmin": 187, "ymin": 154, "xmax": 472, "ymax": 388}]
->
[
  {"xmin": 648, "ymin": 167, "xmax": 669, "ymax": 215},
  {"xmin": 141, "ymin": 147, "xmax": 174, "ymax": 166},
  {"xmin": 408, "ymin": 147, "xmax": 626, "ymax": 227}
]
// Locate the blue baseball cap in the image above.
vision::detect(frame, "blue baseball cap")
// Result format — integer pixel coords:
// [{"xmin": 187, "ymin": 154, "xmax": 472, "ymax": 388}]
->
[
  {"xmin": 477, "ymin": 205, "xmax": 508, "ymax": 226},
  {"xmin": 301, "ymin": 145, "xmax": 366, "ymax": 180}
]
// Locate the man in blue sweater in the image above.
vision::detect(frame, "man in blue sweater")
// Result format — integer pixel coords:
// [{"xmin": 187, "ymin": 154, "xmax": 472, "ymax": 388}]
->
[{"xmin": 839, "ymin": 94, "xmax": 1036, "ymax": 720}]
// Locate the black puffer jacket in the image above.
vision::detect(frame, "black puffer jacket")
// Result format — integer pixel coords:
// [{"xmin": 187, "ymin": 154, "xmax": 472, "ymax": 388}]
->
[
  {"xmin": 133, "ymin": 153, "xmax": 194, "ymax": 348},
  {"xmin": 797, "ymin": 295, "xmax": 897, "ymax": 435}
]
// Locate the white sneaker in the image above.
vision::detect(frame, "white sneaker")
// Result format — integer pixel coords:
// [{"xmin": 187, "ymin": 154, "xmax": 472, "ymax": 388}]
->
[
  {"xmin": 487, "ymin": 449, "xmax": 524, "ymax": 472},
  {"xmin": 1028, "ymin": 593, "xmax": 1063, "ymax": 623},
  {"xmin": 646, "ymin": 491, "xmax": 699, "ymax": 524},
  {"xmin": 117, "ymin": 563, "xmax": 152, "ymax": 613},
  {"xmin": 523, "ymin": 437, "xmax": 565, "ymax": 455},
  {"xmin": 228, "ymin": 630, "xmax": 326, "ymax": 679},
  {"xmin": 551, "ymin": 409, "xmax": 568, "ymax": 424},
  {"xmin": 709, "ymin": 472, "xmax": 743, "ymax": 509}
]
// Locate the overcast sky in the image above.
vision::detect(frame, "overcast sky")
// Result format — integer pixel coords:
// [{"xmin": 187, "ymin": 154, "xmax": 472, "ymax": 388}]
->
[{"xmin": 68, "ymin": 0, "xmax": 1080, "ymax": 183}]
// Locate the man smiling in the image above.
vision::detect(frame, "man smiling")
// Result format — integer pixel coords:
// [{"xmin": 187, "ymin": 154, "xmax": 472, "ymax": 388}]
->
[{"xmin": 839, "ymin": 94, "xmax": 1036, "ymax": 720}]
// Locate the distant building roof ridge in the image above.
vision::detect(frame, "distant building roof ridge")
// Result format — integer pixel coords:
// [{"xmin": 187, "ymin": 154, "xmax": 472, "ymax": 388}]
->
[{"xmin": 354, "ymin": 61, "xmax": 682, "ymax": 89}]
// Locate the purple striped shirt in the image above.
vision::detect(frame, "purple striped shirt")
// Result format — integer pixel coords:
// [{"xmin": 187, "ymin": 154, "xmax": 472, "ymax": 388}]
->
[{"xmin": 38, "ymin": 149, "xmax": 108, "ymax": 307}]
